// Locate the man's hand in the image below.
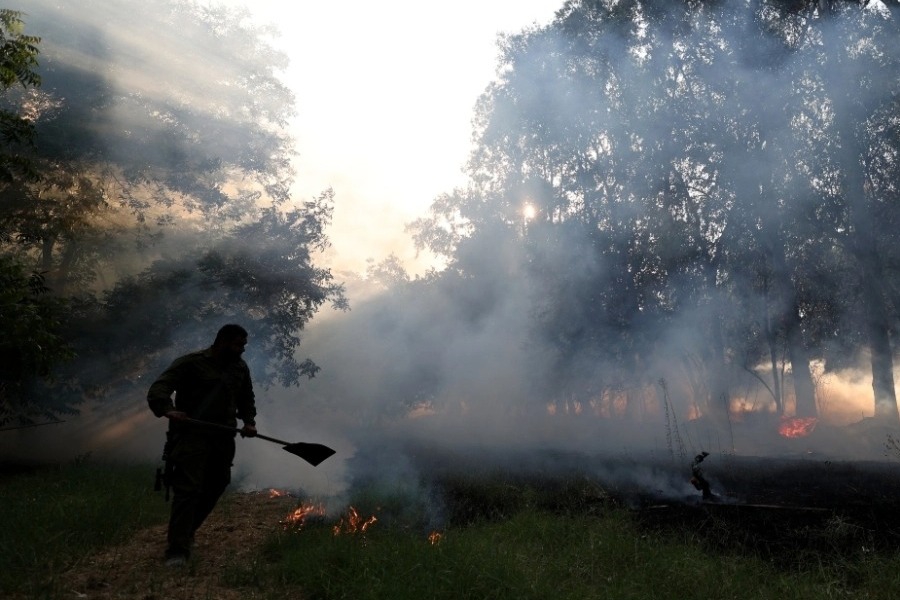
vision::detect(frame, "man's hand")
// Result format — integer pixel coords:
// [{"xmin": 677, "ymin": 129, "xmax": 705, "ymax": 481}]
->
[
  {"xmin": 240, "ymin": 423, "xmax": 258, "ymax": 438},
  {"xmin": 165, "ymin": 410, "xmax": 188, "ymax": 421}
]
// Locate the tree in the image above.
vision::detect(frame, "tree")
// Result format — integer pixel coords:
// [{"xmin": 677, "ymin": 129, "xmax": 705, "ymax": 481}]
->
[
  {"xmin": 816, "ymin": 4, "xmax": 900, "ymax": 422},
  {"xmin": 0, "ymin": 8, "xmax": 75, "ymax": 425},
  {"xmin": 0, "ymin": 1, "xmax": 346, "ymax": 422},
  {"xmin": 61, "ymin": 190, "xmax": 346, "ymax": 398},
  {"xmin": 0, "ymin": 8, "xmax": 40, "ymax": 184},
  {"xmin": 0, "ymin": 255, "xmax": 73, "ymax": 424},
  {"xmin": 414, "ymin": 0, "xmax": 900, "ymax": 427}
]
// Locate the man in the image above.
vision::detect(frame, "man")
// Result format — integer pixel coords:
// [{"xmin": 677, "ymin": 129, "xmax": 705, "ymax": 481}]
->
[
  {"xmin": 147, "ymin": 324, "xmax": 258, "ymax": 567},
  {"xmin": 690, "ymin": 451, "xmax": 714, "ymax": 501}
]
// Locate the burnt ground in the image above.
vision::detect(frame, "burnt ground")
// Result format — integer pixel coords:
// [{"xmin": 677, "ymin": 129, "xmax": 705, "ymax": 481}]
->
[
  {"xmin": 632, "ymin": 454, "xmax": 900, "ymax": 563},
  {"xmin": 379, "ymin": 431, "xmax": 900, "ymax": 566}
]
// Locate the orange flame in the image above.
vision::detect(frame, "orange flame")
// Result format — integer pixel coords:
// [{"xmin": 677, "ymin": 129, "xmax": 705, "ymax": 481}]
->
[
  {"xmin": 332, "ymin": 506, "xmax": 377, "ymax": 535},
  {"xmin": 778, "ymin": 416, "xmax": 818, "ymax": 438},
  {"xmin": 428, "ymin": 530, "xmax": 443, "ymax": 545},
  {"xmin": 282, "ymin": 502, "xmax": 326, "ymax": 529},
  {"xmin": 268, "ymin": 488, "xmax": 289, "ymax": 498}
]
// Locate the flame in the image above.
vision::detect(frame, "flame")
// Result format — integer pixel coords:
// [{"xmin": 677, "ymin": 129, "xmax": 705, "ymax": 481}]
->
[
  {"xmin": 428, "ymin": 530, "xmax": 443, "ymax": 545},
  {"xmin": 282, "ymin": 502, "xmax": 327, "ymax": 529},
  {"xmin": 268, "ymin": 488, "xmax": 289, "ymax": 498},
  {"xmin": 332, "ymin": 506, "xmax": 377, "ymax": 535},
  {"xmin": 778, "ymin": 416, "xmax": 818, "ymax": 438}
]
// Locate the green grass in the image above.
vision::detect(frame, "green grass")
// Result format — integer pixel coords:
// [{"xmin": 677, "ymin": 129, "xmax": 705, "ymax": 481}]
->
[
  {"xmin": 0, "ymin": 459, "xmax": 169, "ymax": 597},
  {"xmin": 243, "ymin": 508, "xmax": 900, "ymax": 600},
  {"xmin": 4, "ymin": 462, "xmax": 900, "ymax": 599},
  {"xmin": 223, "ymin": 470, "xmax": 900, "ymax": 600}
]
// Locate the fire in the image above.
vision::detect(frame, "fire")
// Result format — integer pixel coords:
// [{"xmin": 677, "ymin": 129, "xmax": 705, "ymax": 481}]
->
[
  {"xmin": 268, "ymin": 488, "xmax": 289, "ymax": 498},
  {"xmin": 281, "ymin": 502, "xmax": 327, "ymax": 529},
  {"xmin": 282, "ymin": 503, "xmax": 379, "ymax": 535},
  {"xmin": 332, "ymin": 506, "xmax": 377, "ymax": 535},
  {"xmin": 778, "ymin": 416, "xmax": 818, "ymax": 438},
  {"xmin": 428, "ymin": 530, "xmax": 443, "ymax": 545}
]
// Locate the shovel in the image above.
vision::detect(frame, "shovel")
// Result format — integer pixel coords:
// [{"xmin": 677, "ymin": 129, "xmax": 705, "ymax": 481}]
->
[{"xmin": 183, "ymin": 417, "xmax": 336, "ymax": 466}]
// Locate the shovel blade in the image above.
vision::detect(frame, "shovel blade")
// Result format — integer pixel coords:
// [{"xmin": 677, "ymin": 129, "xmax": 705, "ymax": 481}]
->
[{"xmin": 283, "ymin": 442, "xmax": 336, "ymax": 467}]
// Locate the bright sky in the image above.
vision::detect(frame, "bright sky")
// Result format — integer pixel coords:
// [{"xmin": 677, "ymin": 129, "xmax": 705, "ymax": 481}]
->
[{"xmin": 214, "ymin": 1, "xmax": 561, "ymax": 276}]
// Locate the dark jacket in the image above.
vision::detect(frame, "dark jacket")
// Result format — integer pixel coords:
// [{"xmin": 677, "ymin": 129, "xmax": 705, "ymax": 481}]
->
[{"xmin": 147, "ymin": 348, "xmax": 256, "ymax": 431}]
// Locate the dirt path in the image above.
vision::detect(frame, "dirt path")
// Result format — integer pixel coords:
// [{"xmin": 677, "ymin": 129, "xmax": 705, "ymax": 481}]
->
[{"xmin": 55, "ymin": 491, "xmax": 299, "ymax": 600}]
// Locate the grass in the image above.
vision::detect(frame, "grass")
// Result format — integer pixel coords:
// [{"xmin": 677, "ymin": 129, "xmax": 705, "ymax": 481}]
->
[
  {"xmin": 243, "ymin": 506, "xmax": 900, "ymax": 600},
  {"xmin": 224, "ymin": 471, "xmax": 900, "ymax": 600},
  {"xmin": 0, "ymin": 458, "xmax": 169, "ymax": 597},
  {"xmin": 3, "ymin": 461, "xmax": 900, "ymax": 599}
]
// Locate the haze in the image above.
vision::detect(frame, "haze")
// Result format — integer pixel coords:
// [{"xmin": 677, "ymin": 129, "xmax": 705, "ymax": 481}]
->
[{"xmin": 3, "ymin": 1, "xmax": 900, "ymax": 510}]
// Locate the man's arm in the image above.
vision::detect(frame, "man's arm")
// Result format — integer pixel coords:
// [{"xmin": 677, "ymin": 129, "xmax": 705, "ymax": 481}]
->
[{"xmin": 147, "ymin": 357, "xmax": 189, "ymax": 419}]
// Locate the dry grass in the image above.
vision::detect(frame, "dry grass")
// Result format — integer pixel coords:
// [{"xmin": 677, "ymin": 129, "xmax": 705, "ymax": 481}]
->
[{"xmin": 24, "ymin": 491, "xmax": 298, "ymax": 600}]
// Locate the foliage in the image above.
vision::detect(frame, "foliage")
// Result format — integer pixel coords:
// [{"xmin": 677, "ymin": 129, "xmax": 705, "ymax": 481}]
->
[
  {"xmin": 0, "ymin": 8, "xmax": 40, "ymax": 183},
  {"xmin": 0, "ymin": 254, "xmax": 72, "ymax": 425},
  {"xmin": 412, "ymin": 0, "xmax": 900, "ymax": 423},
  {"xmin": 0, "ymin": 1, "xmax": 345, "ymax": 420},
  {"xmin": 81, "ymin": 191, "xmax": 347, "ymax": 392},
  {"xmin": 0, "ymin": 9, "xmax": 74, "ymax": 426}
]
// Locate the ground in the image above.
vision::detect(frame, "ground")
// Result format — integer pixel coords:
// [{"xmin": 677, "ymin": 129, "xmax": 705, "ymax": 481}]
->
[
  {"xmin": 51, "ymin": 491, "xmax": 298, "ymax": 600},
  {"xmin": 632, "ymin": 454, "xmax": 900, "ymax": 563},
  {"xmin": 27, "ymin": 437, "xmax": 900, "ymax": 597}
]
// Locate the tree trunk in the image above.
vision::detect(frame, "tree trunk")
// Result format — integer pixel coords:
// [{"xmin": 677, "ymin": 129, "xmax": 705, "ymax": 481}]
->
[
  {"xmin": 783, "ymin": 301, "xmax": 818, "ymax": 417},
  {"xmin": 837, "ymin": 122, "xmax": 900, "ymax": 423},
  {"xmin": 855, "ymin": 233, "xmax": 900, "ymax": 422},
  {"xmin": 762, "ymin": 276, "xmax": 784, "ymax": 414},
  {"xmin": 705, "ymin": 299, "xmax": 732, "ymax": 424},
  {"xmin": 769, "ymin": 239, "xmax": 818, "ymax": 418}
]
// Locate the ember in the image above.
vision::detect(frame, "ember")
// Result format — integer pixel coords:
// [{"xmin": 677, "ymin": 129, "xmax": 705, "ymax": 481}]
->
[
  {"xmin": 428, "ymin": 531, "xmax": 443, "ymax": 545},
  {"xmin": 281, "ymin": 502, "xmax": 327, "ymax": 529},
  {"xmin": 779, "ymin": 416, "xmax": 818, "ymax": 438},
  {"xmin": 332, "ymin": 506, "xmax": 377, "ymax": 535}
]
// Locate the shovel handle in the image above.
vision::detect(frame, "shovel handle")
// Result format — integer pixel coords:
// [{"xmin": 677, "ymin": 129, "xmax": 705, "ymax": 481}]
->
[{"xmin": 182, "ymin": 418, "xmax": 290, "ymax": 446}]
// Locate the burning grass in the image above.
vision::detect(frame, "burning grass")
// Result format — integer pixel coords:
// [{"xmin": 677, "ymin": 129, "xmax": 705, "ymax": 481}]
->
[
  {"xmin": 4, "ymin": 458, "xmax": 900, "ymax": 599},
  {"xmin": 246, "ymin": 464, "xmax": 900, "ymax": 599},
  {"xmin": 253, "ymin": 501, "xmax": 900, "ymax": 600}
]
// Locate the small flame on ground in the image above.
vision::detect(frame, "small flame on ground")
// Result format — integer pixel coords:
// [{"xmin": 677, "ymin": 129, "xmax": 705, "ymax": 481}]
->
[
  {"xmin": 268, "ymin": 488, "xmax": 289, "ymax": 498},
  {"xmin": 779, "ymin": 416, "xmax": 818, "ymax": 438},
  {"xmin": 282, "ymin": 502, "xmax": 327, "ymax": 529},
  {"xmin": 428, "ymin": 531, "xmax": 443, "ymax": 545},
  {"xmin": 332, "ymin": 506, "xmax": 377, "ymax": 535}
]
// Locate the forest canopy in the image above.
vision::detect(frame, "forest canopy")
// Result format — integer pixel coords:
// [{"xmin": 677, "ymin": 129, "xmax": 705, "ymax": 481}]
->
[
  {"xmin": 3, "ymin": 0, "xmax": 900, "ymax": 439},
  {"xmin": 407, "ymin": 0, "xmax": 900, "ymax": 428},
  {"xmin": 0, "ymin": 1, "xmax": 345, "ymax": 425}
]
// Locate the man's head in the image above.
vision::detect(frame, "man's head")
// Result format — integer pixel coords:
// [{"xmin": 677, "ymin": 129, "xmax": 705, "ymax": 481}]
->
[{"xmin": 212, "ymin": 323, "xmax": 248, "ymax": 361}]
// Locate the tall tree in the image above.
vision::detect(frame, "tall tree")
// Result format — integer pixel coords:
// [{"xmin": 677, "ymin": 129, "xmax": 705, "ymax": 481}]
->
[
  {"xmin": 0, "ymin": 1, "xmax": 346, "ymax": 422},
  {"xmin": 415, "ymin": 0, "xmax": 900, "ymax": 426},
  {"xmin": 816, "ymin": 3, "xmax": 900, "ymax": 421}
]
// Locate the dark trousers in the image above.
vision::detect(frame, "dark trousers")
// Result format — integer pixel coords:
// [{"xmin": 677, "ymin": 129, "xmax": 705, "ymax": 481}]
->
[{"xmin": 165, "ymin": 433, "xmax": 235, "ymax": 558}]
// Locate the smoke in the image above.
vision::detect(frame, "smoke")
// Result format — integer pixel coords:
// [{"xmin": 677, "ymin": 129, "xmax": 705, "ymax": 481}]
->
[{"xmin": 6, "ymin": 1, "xmax": 900, "ymax": 523}]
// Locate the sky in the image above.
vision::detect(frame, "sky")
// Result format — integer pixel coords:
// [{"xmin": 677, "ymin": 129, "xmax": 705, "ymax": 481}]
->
[{"xmin": 213, "ymin": 0, "xmax": 562, "ymax": 277}]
